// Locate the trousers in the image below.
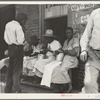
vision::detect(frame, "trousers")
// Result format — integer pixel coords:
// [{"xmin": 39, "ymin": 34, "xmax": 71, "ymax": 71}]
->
[
  {"xmin": 82, "ymin": 48, "xmax": 100, "ymax": 93},
  {"xmin": 5, "ymin": 44, "xmax": 23, "ymax": 93}
]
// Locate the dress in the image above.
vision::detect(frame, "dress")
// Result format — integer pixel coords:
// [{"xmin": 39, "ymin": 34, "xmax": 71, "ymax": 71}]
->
[{"xmin": 51, "ymin": 37, "xmax": 79, "ymax": 84}]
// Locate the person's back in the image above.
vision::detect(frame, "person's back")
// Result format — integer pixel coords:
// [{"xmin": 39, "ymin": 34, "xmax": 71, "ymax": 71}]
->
[
  {"xmin": 4, "ymin": 13, "xmax": 28, "ymax": 93},
  {"xmin": 5, "ymin": 20, "xmax": 25, "ymax": 46}
]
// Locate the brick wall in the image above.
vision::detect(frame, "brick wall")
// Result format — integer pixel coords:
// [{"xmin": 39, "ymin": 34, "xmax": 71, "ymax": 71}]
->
[{"xmin": 16, "ymin": 5, "xmax": 39, "ymax": 43}]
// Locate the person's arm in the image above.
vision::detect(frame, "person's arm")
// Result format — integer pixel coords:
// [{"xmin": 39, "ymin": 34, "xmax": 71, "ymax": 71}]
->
[
  {"xmin": 63, "ymin": 37, "xmax": 79, "ymax": 57},
  {"xmin": 67, "ymin": 47, "xmax": 79, "ymax": 57},
  {"xmin": 40, "ymin": 45, "xmax": 48, "ymax": 54},
  {"xmin": 54, "ymin": 48, "xmax": 63, "ymax": 56},
  {"xmin": 80, "ymin": 11, "xmax": 94, "ymax": 61},
  {"xmin": 80, "ymin": 12, "xmax": 94, "ymax": 52},
  {"xmin": 16, "ymin": 25, "xmax": 25, "ymax": 45},
  {"xmin": 4, "ymin": 25, "xmax": 10, "ymax": 45},
  {"xmin": 62, "ymin": 49, "xmax": 68, "ymax": 55},
  {"xmin": 63, "ymin": 45, "xmax": 79, "ymax": 56}
]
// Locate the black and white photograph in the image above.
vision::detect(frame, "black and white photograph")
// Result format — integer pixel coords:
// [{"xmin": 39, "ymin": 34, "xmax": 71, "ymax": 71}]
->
[{"xmin": 0, "ymin": 1, "xmax": 100, "ymax": 99}]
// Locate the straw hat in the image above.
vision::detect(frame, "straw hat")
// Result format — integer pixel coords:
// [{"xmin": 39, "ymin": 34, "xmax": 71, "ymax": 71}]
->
[{"xmin": 43, "ymin": 29, "xmax": 56, "ymax": 37}]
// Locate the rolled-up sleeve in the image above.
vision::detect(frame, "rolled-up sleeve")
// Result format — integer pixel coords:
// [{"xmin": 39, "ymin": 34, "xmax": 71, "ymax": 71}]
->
[
  {"xmin": 50, "ymin": 41, "xmax": 62, "ymax": 51},
  {"xmin": 4, "ymin": 28, "xmax": 8, "ymax": 44},
  {"xmin": 4, "ymin": 26, "xmax": 10, "ymax": 45},
  {"xmin": 73, "ymin": 38, "xmax": 79, "ymax": 48},
  {"xmin": 80, "ymin": 11, "xmax": 94, "ymax": 52}
]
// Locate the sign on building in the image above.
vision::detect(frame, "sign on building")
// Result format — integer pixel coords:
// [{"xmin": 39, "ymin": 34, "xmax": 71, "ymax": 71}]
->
[{"xmin": 81, "ymin": 14, "xmax": 90, "ymax": 23}]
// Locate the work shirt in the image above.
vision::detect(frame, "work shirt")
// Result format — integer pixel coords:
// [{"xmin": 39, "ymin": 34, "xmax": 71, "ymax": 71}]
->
[
  {"xmin": 80, "ymin": 8, "xmax": 100, "ymax": 51},
  {"xmin": 4, "ymin": 20, "xmax": 25, "ymax": 45},
  {"xmin": 46, "ymin": 40, "xmax": 62, "ymax": 56},
  {"xmin": 48, "ymin": 40, "xmax": 62, "ymax": 51}
]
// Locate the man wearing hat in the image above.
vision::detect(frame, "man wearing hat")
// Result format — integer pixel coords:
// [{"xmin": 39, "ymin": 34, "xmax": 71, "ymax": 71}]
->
[
  {"xmin": 4, "ymin": 13, "xmax": 28, "ymax": 93},
  {"xmin": 33, "ymin": 29, "xmax": 62, "ymax": 83}
]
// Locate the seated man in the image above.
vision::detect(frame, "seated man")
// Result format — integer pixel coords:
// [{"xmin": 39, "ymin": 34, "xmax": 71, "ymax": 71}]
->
[
  {"xmin": 51, "ymin": 27, "xmax": 79, "ymax": 93},
  {"xmin": 33, "ymin": 29, "xmax": 62, "ymax": 84},
  {"xmin": 23, "ymin": 35, "xmax": 44, "ymax": 77}
]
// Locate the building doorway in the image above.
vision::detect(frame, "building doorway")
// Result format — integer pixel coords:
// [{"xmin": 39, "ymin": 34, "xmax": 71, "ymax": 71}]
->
[
  {"xmin": 45, "ymin": 16, "xmax": 67, "ymax": 46},
  {"xmin": 0, "ymin": 5, "xmax": 15, "ymax": 60}
]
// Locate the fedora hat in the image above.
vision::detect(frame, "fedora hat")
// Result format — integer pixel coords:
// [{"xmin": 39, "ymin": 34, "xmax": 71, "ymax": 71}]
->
[{"xmin": 43, "ymin": 29, "xmax": 56, "ymax": 37}]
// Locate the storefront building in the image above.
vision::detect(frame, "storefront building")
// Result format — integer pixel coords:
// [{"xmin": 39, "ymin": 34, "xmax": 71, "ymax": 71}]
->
[{"xmin": 0, "ymin": 4, "xmax": 100, "ymax": 91}]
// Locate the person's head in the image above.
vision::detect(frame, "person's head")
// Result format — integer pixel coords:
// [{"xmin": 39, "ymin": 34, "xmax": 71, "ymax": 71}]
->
[
  {"xmin": 65, "ymin": 27, "xmax": 73, "ymax": 39},
  {"xmin": 16, "ymin": 13, "xmax": 28, "ymax": 26},
  {"xmin": 43, "ymin": 29, "xmax": 55, "ymax": 43},
  {"xmin": 30, "ymin": 35, "xmax": 40, "ymax": 46}
]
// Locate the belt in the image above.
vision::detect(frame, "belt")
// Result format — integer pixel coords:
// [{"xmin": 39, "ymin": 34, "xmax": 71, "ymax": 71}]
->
[
  {"xmin": 92, "ymin": 49, "xmax": 100, "ymax": 52},
  {"xmin": 89, "ymin": 47, "xmax": 100, "ymax": 52},
  {"xmin": 9, "ymin": 44, "xmax": 23, "ymax": 46},
  {"xmin": 95, "ymin": 50, "xmax": 100, "ymax": 52}
]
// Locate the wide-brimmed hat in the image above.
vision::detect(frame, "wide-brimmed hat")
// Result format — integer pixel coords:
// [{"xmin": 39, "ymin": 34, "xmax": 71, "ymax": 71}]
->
[
  {"xmin": 43, "ymin": 29, "xmax": 56, "ymax": 37},
  {"xmin": 30, "ymin": 35, "xmax": 40, "ymax": 42}
]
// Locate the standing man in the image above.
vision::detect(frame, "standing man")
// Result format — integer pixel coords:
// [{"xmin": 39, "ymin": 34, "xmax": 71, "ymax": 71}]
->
[
  {"xmin": 80, "ymin": 8, "xmax": 100, "ymax": 93},
  {"xmin": 4, "ymin": 13, "xmax": 28, "ymax": 93}
]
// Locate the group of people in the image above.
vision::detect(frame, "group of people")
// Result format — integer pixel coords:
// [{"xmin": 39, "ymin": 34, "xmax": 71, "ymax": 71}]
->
[
  {"xmin": 0, "ymin": 7, "xmax": 100, "ymax": 93},
  {"xmin": 20, "ymin": 27, "xmax": 79, "ymax": 93}
]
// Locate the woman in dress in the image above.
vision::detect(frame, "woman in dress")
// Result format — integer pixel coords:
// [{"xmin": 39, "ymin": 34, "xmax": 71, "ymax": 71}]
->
[{"xmin": 51, "ymin": 27, "xmax": 79, "ymax": 93}]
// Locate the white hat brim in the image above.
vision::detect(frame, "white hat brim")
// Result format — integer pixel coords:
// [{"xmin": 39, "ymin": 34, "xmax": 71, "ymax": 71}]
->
[{"xmin": 42, "ymin": 34, "xmax": 56, "ymax": 37}]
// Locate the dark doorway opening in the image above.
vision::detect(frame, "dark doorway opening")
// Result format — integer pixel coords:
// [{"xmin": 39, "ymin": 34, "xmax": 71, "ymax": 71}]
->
[
  {"xmin": 45, "ymin": 16, "xmax": 67, "ymax": 46},
  {"xmin": 0, "ymin": 5, "xmax": 15, "ymax": 60}
]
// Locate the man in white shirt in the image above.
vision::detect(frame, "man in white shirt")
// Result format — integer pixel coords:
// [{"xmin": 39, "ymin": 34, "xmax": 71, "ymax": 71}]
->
[
  {"xmin": 4, "ymin": 13, "xmax": 28, "ymax": 93},
  {"xmin": 80, "ymin": 8, "xmax": 100, "ymax": 93},
  {"xmin": 32, "ymin": 29, "xmax": 62, "ymax": 84}
]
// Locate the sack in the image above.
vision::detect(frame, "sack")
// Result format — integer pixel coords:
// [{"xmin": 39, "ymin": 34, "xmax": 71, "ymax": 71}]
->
[{"xmin": 8, "ymin": 44, "xmax": 18, "ymax": 57}]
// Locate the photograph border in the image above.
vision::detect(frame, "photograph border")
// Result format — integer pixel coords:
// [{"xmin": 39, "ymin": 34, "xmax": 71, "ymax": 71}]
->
[{"xmin": 0, "ymin": 0, "xmax": 100, "ymax": 99}]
